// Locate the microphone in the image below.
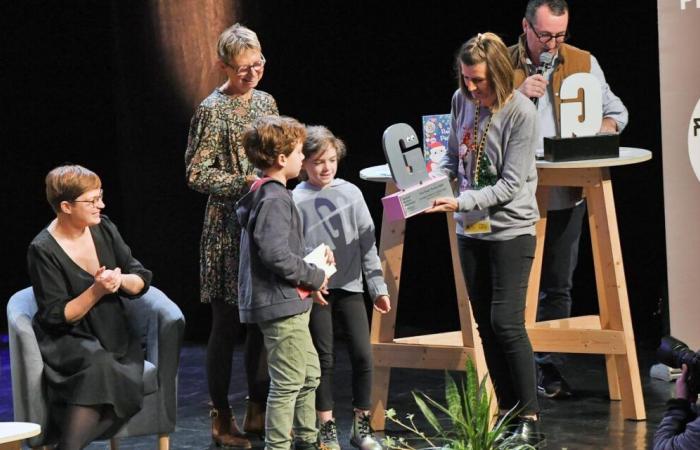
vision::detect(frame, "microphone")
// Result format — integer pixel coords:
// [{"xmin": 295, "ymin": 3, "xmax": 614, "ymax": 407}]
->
[{"xmin": 532, "ymin": 52, "xmax": 554, "ymax": 106}]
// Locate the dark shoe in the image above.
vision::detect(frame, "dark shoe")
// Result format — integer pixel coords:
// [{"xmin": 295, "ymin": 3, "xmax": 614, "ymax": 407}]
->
[
  {"xmin": 243, "ymin": 398, "xmax": 266, "ymax": 438},
  {"xmin": 510, "ymin": 417, "xmax": 546, "ymax": 447},
  {"xmin": 537, "ymin": 363, "xmax": 573, "ymax": 399},
  {"xmin": 230, "ymin": 415, "xmax": 245, "ymax": 438},
  {"xmin": 493, "ymin": 414, "xmax": 517, "ymax": 446},
  {"xmin": 211, "ymin": 408, "xmax": 252, "ymax": 449}
]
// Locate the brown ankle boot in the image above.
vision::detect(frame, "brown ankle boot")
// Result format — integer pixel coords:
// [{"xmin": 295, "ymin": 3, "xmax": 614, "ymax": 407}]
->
[
  {"xmin": 243, "ymin": 399, "xmax": 266, "ymax": 438},
  {"xmin": 211, "ymin": 408, "xmax": 252, "ymax": 448},
  {"xmin": 230, "ymin": 414, "xmax": 245, "ymax": 438}
]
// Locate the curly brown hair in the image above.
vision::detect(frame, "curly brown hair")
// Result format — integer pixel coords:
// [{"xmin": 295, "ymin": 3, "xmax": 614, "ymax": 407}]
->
[{"xmin": 243, "ymin": 115, "xmax": 306, "ymax": 169}]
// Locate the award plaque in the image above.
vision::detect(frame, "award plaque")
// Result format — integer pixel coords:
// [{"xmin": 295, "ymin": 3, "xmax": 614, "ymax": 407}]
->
[
  {"xmin": 543, "ymin": 72, "xmax": 620, "ymax": 162},
  {"xmin": 380, "ymin": 123, "xmax": 454, "ymax": 222}
]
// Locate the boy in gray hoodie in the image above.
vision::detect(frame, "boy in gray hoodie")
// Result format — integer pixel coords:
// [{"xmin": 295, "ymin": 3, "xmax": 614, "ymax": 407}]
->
[{"xmin": 236, "ymin": 115, "xmax": 331, "ymax": 450}]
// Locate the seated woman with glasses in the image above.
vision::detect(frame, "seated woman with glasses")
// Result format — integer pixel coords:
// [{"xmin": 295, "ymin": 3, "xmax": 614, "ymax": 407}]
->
[{"xmin": 27, "ymin": 164, "xmax": 152, "ymax": 450}]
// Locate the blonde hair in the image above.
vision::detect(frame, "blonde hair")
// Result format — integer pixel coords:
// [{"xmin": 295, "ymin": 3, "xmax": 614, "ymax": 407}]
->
[
  {"xmin": 217, "ymin": 23, "xmax": 261, "ymax": 63},
  {"xmin": 243, "ymin": 116, "xmax": 306, "ymax": 169},
  {"xmin": 456, "ymin": 32, "xmax": 514, "ymax": 111},
  {"xmin": 45, "ymin": 165, "xmax": 101, "ymax": 213}
]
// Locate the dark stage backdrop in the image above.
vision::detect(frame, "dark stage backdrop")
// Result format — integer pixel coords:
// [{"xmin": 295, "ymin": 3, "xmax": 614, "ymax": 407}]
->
[{"xmin": 2, "ymin": 1, "xmax": 665, "ymax": 344}]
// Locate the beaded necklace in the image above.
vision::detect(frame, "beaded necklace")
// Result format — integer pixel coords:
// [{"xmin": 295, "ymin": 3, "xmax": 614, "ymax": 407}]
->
[{"xmin": 470, "ymin": 102, "xmax": 493, "ymax": 187}]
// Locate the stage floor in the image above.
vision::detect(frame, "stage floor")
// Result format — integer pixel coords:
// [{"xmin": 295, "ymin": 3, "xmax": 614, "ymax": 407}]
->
[{"xmin": 0, "ymin": 340, "xmax": 675, "ymax": 449}]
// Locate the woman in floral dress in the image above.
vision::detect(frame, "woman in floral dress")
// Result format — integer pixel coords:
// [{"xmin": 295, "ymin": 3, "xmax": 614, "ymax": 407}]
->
[{"xmin": 185, "ymin": 23, "xmax": 277, "ymax": 448}]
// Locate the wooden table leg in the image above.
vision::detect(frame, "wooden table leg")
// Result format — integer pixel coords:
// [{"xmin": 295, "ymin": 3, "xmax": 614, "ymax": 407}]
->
[
  {"xmin": 585, "ymin": 179, "xmax": 622, "ymax": 401},
  {"xmin": 526, "ymin": 186, "xmax": 550, "ymax": 326},
  {"xmin": 0, "ymin": 441, "xmax": 21, "ymax": 450},
  {"xmin": 369, "ymin": 365, "xmax": 392, "ymax": 430},
  {"xmin": 370, "ymin": 182, "xmax": 404, "ymax": 430},
  {"xmin": 586, "ymin": 168, "xmax": 645, "ymax": 420}
]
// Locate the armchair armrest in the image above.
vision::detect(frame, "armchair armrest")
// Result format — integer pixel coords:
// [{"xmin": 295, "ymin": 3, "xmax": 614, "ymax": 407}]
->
[
  {"xmin": 123, "ymin": 286, "xmax": 185, "ymax": 431},
  {"xmin": 7, "ymin": 287, "xmax": 51, "ymax": 446}
]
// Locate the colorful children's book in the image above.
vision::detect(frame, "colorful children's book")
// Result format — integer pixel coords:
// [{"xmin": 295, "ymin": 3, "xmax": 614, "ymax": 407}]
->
[{"xmin": 421, "ymin": 114, "xmax": 451, "ymax": 173}]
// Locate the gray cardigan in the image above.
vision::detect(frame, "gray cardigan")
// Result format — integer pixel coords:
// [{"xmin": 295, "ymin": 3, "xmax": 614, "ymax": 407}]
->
[
  {"xmin": 440, "ymin": 90, "xmax": 539, "ymax": 241},
  {"xmin": 292, "ymin": 178, "xmax": 388, "ymax": 300},
  {"xmin": 236, "ymin": 179, "xmax": 325, "ymax": 323}
]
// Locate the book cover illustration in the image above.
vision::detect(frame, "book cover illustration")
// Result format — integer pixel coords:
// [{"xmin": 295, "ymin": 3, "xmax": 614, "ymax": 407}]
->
[{"xmin": 422, "ymin": 113, "xmax": 451, "ymax": 173}]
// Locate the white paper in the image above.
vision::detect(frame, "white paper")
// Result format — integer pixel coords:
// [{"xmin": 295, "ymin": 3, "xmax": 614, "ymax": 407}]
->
[{"xmin": 304, "ymin": 244, "xmax": 337, "ymax": 277}]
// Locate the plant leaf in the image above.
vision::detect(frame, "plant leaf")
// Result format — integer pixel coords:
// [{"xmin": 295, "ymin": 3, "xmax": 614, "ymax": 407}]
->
[
  {"xmin": 412, "ymin": 391, "xmax": 444, "ymax": 435},
  {"xmin": 465, "ymin": 358, "xmax": 478, "ymax": 415},
  {"xmin": 445, "ymin": 370, "xmax": 465, "ymax": 430}
]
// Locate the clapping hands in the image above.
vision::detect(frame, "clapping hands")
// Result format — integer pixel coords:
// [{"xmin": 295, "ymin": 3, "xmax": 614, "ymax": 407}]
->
[{"xmin": 94, "ymin": 266, "xmax": 122, "ymax": 296}]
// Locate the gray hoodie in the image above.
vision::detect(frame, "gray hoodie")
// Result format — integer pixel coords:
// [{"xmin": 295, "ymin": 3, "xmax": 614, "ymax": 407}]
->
[
  {"xmin": 292, "ymin": 178, "xmax": 388, "ymax": 301},
  {"xmin": 236, "ymin": 179, "xmax": 325, "ymax": 323}
]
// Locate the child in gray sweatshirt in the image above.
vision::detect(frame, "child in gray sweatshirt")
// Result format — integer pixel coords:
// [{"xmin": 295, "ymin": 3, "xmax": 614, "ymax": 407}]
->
[{"xmin": 292, "ymin": 125, "xmax": 390, "ymax": 450}]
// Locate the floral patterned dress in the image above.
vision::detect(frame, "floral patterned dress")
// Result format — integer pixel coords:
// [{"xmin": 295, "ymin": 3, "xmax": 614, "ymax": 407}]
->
[{"xmin": 185, "ymin": 88, "xmax": 278, "ymax": 304}]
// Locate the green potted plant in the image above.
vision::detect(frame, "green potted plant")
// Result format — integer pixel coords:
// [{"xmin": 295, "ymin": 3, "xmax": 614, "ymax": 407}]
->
[{"xmin": 382, "ymin": 359, "xmax": 540, "ymax": 450}]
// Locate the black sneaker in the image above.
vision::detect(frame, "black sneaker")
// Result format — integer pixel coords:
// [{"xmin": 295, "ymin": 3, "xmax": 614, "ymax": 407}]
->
[
  {"xmin": 493, "ymin": 414, "xmax": 518, "ymax": 446},
  {"xmin": 510, "ymin": 417, "xmax": 546, "ymax": 447},
  {"xmin": 537, "ymin": 363, "xmax": 573, "ymax": 399}
]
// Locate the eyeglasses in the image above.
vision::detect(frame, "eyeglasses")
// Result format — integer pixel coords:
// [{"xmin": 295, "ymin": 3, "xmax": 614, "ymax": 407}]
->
[
  {"xmin": 225, "ymin": 55, "xmax": 266, "ymax": 76},
  {"xmin": 527, "ymin": 20, "xmax": 569, "ymax": 44},
  {"xmin": 70, "ymin": 189, "xmax": 104, "ymax": 208}
]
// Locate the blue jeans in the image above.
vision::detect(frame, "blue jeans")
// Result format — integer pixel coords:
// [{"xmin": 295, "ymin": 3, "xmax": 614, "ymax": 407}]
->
[
  {"xmin": 536, "ymin": 201, "xmax": 586, "ymax": 367},
  {"xmin": 457, "ymin": 234, "xmax": 539, "ymax": 415},
  {"xmin": 259, "ymin": 310, "xmax": 320, "ymax": 450}
]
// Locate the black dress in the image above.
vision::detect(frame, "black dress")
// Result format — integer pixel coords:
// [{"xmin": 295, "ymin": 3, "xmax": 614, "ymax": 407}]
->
[{"xmin": 27, "ymin": 215, "xmax": 152, "ymax": 420}]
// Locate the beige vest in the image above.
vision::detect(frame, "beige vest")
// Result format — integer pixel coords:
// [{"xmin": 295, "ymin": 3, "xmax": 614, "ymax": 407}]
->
[{"xmin": 509, "ymin": 36, "xmax": 591, "ymax": 135}]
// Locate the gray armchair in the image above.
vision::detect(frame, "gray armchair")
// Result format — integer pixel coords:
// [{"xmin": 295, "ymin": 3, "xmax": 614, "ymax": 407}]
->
[{"xmin": 7, "ymin": 286, "xmax": 185, "ymax": 449}]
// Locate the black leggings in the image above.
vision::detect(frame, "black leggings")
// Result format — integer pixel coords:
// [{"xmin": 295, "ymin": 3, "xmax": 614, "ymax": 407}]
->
[
  {"xmin": 457, "ymin": 234, "xmax": 539, "ymax": 415},
  {"xmin": 207, "ymin": 298, "xmax": 269, "ymax": 410},
  {"xmin": 309, "ymin": 289, "xmax": 373, "ymax": 411}
]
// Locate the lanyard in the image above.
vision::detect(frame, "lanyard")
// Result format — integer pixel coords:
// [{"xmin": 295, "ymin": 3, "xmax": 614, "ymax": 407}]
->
[{"xmin": 462, "ymin": 102, "xmax": 493, "ymax": 187}]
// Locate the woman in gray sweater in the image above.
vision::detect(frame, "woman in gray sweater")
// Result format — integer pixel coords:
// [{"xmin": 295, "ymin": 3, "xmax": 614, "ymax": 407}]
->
[{"xmin": 426, "ymin": 32, "xmax": 542, "ymax": 447}]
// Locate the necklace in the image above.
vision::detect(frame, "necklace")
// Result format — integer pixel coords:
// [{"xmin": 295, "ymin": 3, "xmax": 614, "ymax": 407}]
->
[{"xmin": 470, "ymin": 102, "xmax": 493, "ymax": 187}]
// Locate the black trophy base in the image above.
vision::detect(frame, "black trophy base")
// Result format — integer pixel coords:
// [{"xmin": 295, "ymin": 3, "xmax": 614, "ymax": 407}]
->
[{"xmin": 543, "ymin": 133, "xmax": 620, "ymax": 162}]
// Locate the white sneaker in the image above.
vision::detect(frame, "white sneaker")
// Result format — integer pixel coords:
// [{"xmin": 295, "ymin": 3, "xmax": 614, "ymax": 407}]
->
[{"xmin": 350, "ymin": 412, "xmax": 382, "ymax": 450}]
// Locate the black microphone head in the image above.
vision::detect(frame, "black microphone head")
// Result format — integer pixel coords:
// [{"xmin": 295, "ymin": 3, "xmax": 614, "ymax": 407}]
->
[{"xmin": 539, "ymin": 51, "xmax": 554, "ymax": 69}]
